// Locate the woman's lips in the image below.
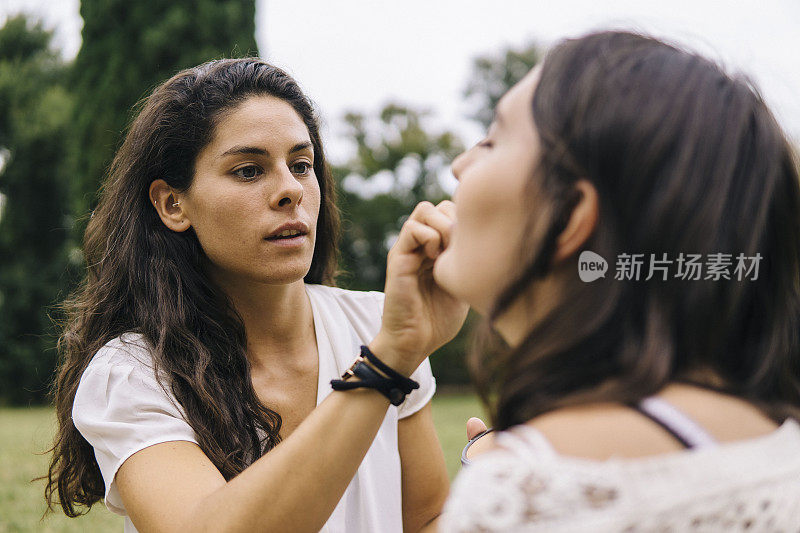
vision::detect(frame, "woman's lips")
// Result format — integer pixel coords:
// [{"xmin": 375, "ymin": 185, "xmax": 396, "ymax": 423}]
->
[
  {"xmin": 264, "ymin": 234, "xmax": 308, "ymax": 247},
  {"xmin": 265, "ymin": 221, "xmax": 310, "ymax": 239}
]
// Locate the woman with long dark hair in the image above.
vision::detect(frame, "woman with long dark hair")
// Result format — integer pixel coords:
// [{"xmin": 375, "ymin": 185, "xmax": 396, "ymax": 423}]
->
[
  {"xmin": 45, "ymin": 58, "xmax": 466, "ymax": 532},
  {"xmin": 397, "ymin": 30, "xmax": 800, "ymax": 530}
]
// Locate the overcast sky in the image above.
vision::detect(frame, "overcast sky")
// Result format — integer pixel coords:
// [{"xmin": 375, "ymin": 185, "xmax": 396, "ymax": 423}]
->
[{"xmin": 2, "ymin": 0, "xmax": 799, "ymax": 167}]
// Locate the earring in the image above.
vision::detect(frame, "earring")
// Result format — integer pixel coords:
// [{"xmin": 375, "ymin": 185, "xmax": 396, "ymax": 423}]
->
[{"xmin": 172, "ymin": 201, "xmax": 180, "ymax": 208}]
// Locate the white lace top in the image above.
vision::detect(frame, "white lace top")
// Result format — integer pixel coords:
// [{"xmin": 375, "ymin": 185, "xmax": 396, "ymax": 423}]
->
[{"xmin": 440, "ymin": 414, "xmax": 800, "ymax": 532}]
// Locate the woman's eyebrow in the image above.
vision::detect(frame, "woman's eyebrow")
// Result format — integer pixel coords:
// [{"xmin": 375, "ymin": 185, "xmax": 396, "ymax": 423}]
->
[
  {"xmin": 289, "ymin": 141, "xmax": 313, "ymax": 154},
  {"xmin": 219, "ymin": 141, "xmax": 313, "ymax": 158},
  {"xmin": 219, "ymin": 145, "xmax": 267, "ymax": 158}
]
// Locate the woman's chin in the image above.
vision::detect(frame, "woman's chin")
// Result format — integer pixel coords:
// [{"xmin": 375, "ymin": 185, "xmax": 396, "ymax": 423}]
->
[
  {"xmin": 433, "ymin": 254, "xmax": 493, "ymax": 315},
  {"xmin": 432, "ymin": 253, "xmax": 460, "ymax": 298}
]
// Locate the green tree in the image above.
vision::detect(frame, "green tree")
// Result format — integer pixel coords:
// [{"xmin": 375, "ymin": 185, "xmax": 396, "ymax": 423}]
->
[
  {"xmin": 0, "ymin": 15, "xmax": 73, "ymax": 404},
  {"xmin": 335, "ymin": 104, "xmax": 463, "ymax": 291},
  {"xmin": 70, "ymin": 0, "xmax": 259, "ymax": 224},
  {"xmin": 333, "ymin": 104, "xmax": 474, "ymax": 383},
  {"xmin": 464, "ymin": 42, "xmax": 542, "ymax": 129}
]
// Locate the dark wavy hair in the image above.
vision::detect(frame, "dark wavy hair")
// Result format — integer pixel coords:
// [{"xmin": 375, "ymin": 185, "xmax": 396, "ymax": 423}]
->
[
  {"xmin": 472, "ymin": 31, "xmax": 800, "ymax": 430},
  {"xmin": 44, "ymin": 58, "xmax": 340, "ymax": 516}
]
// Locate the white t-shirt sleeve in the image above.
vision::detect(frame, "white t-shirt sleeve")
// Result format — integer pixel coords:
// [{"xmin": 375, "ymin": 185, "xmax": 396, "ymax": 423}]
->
[
  {"xmin": 398, "ymin": 357, "xmax": 436, "ymax": 418},
  {"xmin": 72, "ymin": 338, "xmax": 198, "ymax": 514},
  {"xmin": 370, "ymin": 291, "xmax": 437, "ymax": 419}
]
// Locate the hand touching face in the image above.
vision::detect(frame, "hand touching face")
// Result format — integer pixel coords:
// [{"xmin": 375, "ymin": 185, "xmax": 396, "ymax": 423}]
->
[{"xmin": 434, "ymin": 66, "xmax": 543, "ymax": 314}]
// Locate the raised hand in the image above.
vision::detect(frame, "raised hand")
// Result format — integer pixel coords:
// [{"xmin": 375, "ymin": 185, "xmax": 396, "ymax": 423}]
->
[{"xmin": 370, "ymin": 200, "xmax": 469, "ymax": 376}]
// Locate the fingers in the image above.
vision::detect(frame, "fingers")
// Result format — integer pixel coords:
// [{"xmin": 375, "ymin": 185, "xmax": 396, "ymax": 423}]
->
[
  {"xmin": 388, "ymin": 200, "xmax": 457, "ymax": 270},
  {"xmin": 403, "ymin": 219, "xmax": 442, "ymax": 260},
  {"xmin": 407, "ymin": 201, "xmax": 455, "ymax": 249},
  {"xmin": 466, "ymin": 417, "xmax": 488, "ymax": 440},
  {"xmin": 436, "ymin": 200, "xmax": 456, "ymax": 221}
]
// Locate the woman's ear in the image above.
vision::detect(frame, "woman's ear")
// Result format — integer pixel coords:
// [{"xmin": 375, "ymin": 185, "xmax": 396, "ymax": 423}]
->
[
  {"xmin": 149, "ymin": 179, "xmax": 191, "ymax": 232},
  {"xmin": 553, "ymin": 179, "xmax": 599, "ymax": 263}
]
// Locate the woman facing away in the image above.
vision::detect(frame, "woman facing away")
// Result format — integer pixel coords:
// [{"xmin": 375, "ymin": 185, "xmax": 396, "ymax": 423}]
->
[
  {"xmin": 44, "ymin": 58, "xmax": 468, "ymax": 533},
  {"xmin": 399, "ymin": 30, "xmax": 799, "ymax": 531}
]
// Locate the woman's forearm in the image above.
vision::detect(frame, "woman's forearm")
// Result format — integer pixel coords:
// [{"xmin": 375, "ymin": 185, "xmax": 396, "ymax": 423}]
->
[{"xmin": 186, "ymin": 387, "xmax": 391, "ymax": 533}]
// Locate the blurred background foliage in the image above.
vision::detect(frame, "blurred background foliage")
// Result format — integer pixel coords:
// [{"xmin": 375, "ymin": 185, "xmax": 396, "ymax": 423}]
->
[
  {"xmin": 69, "ymin": 0, "xmax": 258, "ymax": 224},
  {"xmin": 0, "ymin": 15, "xmax": 74, "ymax": 405},
  {"xmin": 0, "ymin": 1, "xmax": 540, "ymax": 405}
]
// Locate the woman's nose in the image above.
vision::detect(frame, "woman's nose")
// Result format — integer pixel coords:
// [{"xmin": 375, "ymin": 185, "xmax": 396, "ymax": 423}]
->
[
  {"xmin": 450, "ymin": 149, "xmax": 470, "ymax": 181},
  {"xmin": 272, "ymin": 168, "xmax": 304, "ymax": 209}
]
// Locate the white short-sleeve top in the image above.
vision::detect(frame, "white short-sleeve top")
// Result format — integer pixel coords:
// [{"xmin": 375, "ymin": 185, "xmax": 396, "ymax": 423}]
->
[{"xmin": 72, "ymin": 284, "xmax": 436, "ymax": 533}]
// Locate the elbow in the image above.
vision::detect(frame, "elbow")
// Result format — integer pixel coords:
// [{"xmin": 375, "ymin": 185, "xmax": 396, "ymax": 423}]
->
[
  {"xmin": 406, "ymin": 511, "xmax": 442, "ymax": 533},
  {"xmin": 418, "ymin": 513, "xmax": 441, "ymax": 533},
  {"xmin": 405, "ymin": 494, "xmax": 448, "ymax": 533}
]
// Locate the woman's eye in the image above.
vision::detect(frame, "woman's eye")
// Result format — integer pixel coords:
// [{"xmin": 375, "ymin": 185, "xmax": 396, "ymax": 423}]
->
[
  {"xmin": 234, "ymin": 165, "xmax": 263, "ymax": 180},
  {"xmin": 477, "ymin": 139, "xmax": 493, "ymax": 149},
  {"xmin": 291, "ymin": 162, "xmax": 312, "ymax": 176}
]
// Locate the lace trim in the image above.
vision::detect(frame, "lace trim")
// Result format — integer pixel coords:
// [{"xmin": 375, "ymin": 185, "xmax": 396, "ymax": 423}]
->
[{"xmin": 440, "ymin": 419, "xmax": 800, "ymax": 532}]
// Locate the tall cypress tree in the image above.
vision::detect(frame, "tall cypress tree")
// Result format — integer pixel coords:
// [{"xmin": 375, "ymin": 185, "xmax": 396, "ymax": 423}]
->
[
  {"xmin": 69, "ymin": 0, "xmax": 259, "ymax": 222},
  {"xmin": 0, "ymin": 15, "xmax": 73, "ymax": 404}
]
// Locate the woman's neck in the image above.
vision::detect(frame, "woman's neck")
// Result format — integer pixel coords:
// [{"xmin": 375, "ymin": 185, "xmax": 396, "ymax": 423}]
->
[
  {"xmin": 211, "ymin": 273, "xmax": 316, "ymax": 372},
  {"xmin": 493, "ymin": 272, "xmax": 566, "ymax": 347}
]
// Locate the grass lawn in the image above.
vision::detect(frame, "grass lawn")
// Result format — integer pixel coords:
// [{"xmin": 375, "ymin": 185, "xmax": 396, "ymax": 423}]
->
[
  {"xmin": 429, "ymin": 392, "xmax": 487, "ymax": 478},
  {"xmin": 0, "ymin": 393, "xmax": 485, "ymax": 532}
]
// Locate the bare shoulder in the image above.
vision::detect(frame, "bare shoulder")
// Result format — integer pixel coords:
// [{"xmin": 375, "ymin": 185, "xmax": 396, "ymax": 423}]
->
[
  {"xmin": 525, "ymin": 384, "xmax": 780, "ymax": 461},
  {"xmin": 526, "ymin": 402, "xmax": 668, "ymax": 460}
]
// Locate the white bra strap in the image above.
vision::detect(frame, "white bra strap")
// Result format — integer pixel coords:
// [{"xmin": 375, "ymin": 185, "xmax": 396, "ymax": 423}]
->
[{"xmin": 637, "ymin": 396, "xmax": 718, "ymax": 449}]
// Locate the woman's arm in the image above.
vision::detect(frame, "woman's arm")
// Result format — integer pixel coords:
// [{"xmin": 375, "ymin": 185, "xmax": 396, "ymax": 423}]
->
[
  {"xmin": 398, "ymin": 402, "xmax": 450, "ymax": 532},
  {"xmin": 117, "ymin": 385, "xmax": 393, "ymax": 533}
]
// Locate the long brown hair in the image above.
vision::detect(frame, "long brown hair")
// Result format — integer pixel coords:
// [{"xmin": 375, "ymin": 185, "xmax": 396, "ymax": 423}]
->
[
  {"xmin": 473, "ymin": 31, "xmax": 800, "ymax": 430},
  {"xmin": 44, "ymin": 58, "xmax": 340, "ymax": 516}
]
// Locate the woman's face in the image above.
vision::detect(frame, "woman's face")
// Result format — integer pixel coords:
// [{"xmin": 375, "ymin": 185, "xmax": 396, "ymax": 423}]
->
[
  {"xmin": 433, "ymin": 66, "xmax": 542, "ymax": 314},
  {"xmin": 180, "ymin": 95, "xmax": 321, "ymax": 286}
]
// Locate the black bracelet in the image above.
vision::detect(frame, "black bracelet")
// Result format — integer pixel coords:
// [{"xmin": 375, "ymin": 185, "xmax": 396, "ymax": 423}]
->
[
  {"xmin": 330, "ymin": 346, "xmax": 420, "ymax": 406},
  {"xmin": 360, "ymin": 345, "xmax": 417, "ymax": 392}
]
